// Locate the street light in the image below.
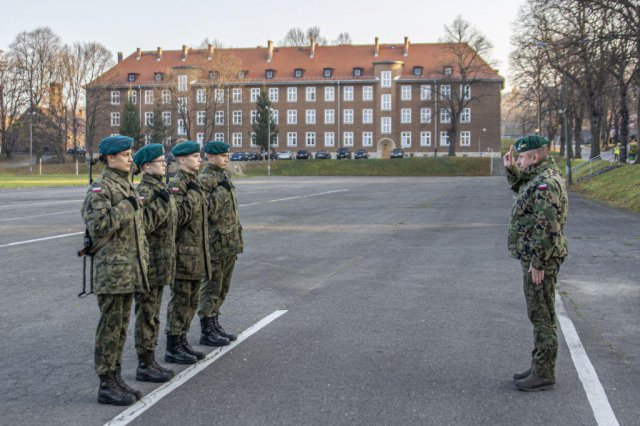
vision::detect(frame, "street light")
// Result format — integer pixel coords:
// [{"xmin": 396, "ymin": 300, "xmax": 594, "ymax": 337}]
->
[
  {"xmin": 266, "ymin": 107, "xmax": 273, "ymax": 177},
  {"xmin": 479, "ymin": 127, "xmax": 486, "ymax": 157}
]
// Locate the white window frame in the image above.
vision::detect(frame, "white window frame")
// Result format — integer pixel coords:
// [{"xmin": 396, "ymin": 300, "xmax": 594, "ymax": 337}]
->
[
  {"xmin": 440, "ymin": 84, "xmax": 451, "ymax": 100},
  {"xmin": 144, "ymin": 90, "xmax": 154, "ymax": 105},
  {"xmin": 269, "ymin": 88, "xmax": 279, "ymax": 103},
  {"xmin": 271, "ymin": 109, "xmax": 279, "ymax": 125},
  {"xmin": 111, "ymin": 90, "xmax": 120, "ymax": 105},
  {"xmin": 362, "ymin": 109, "xmax": 373, "ymax": 124},
  {"xmin": 420, "ymin": 108, "xmax": 432, "ymax": 124},
  {"xmin": 214, "ymin": 132, "xmax": 224, "ymax": 142},
  {"xmin": 162, "ymin": 111, "xmax": 171, "ymax": 126},
  {"xmin": 363, "ymin": 132, "xmax": 373, "ymax": 147},
  {"xmin": 461, "ymin": 84, "xmax": 471, "ymax": 100},
  {"xmin": 197, "ymin": 132, "xmax": 204, "ymax": 144},
  {"xmin": 161, "ymin": 90, "xmax": 171, "ymax": 104},
  {"xmin": 363, "ymin": 86, "xmax": 373, "ymax": 101},
  {"xmin": 343, "ymin": 109, "xmax": 354, "ymax": 124},
  {"xmin": 381, "ymin": 117, "xmax": 391, "ymax": 134},
  {"xmin": 420, "ymin": 131, "xmax": 432, "ymax": 147},
  {"xmin": 144, "ymin": 133, "xmax": 152, "ymax": 145},
  {"xmin": 440, "ymin": 108, "xmax": 451, "ymax": 123},
  {"xmin": 232, "ymin": 132, "xmax": 242, "ymax": 147},
  {"xmin": 381, "ymin": 71, "xmax": 392, "ymax": 88},
  {"xmin": 306, "ymin": 109, "xmax": 316, "ymax": 124},
  {"xmin": 250, "ymin": 110, "xmax": 258, "ymax": 124},
  {"xmin": 232, "ymin": 88, "xmax": 242, "ymax": 103},
  {"xmin": 401, "ymin": 85, "xmax": 411, "ymax": 101},
  {"xmin": 401, "ymin": 108, "xmax": 411, "ymax": 124},
  {"xmin": 343, "ymin": 86, "xmax": 354, "ymax": 102},
  {"xmin": 287, "ymin": 87, "xmax": 297, "ymax": 102},
  {"xmin": 250, "ymin": 88, "xmax": 260, "ymax": 102},
  {"xmin": 381, "ymin": 94, "xmax": 392, "ymax": 111},
  {"xmin": 128, "ymin": 90, "xmax": 137, "ymax": 104},
  {"xmin": 177, "ymin": 75, "xmax": 188, "ymax": 92},
  {"xmin": 287, "ymin": 132, "xmax": 297, "ymax": 147},
  {"xmin": 460, "ymin": 130, "xmax": 471, "ymax": 146},
  {"xmin": 306, "ymin": 132, "xmax": 316, "ymax": 147},
  {"xmin": 440, "ymin": 131, "xmax": 450, "ymax": 146},
  {"xmin": 401, "ymin": 131, "xmax": 412, "ymax": 147},
  {"xmin": 324, "ymin": 109, "xmax": 335, "ymax": 124},
  {"xmin": 343, "ymin": 131, "xmax": 354, "ymax": 147},
  {"xmin": 287, "ymin": 110, "xmax": 297, "ymax": 125},
  {"xmin": 110, "ymin": 112, "xmax": 120, "ymax": 127},
  {"xmin": 214, "ymin": 110, "xmax": 224, "ymax": 125},
  {"xmin": 215, "ymin": 89, "xmax": 224, "ymax": 103},
  {"xmin": 197, "ymin": 111, "xmax": 206, "ymax": 126},
  {"xmin": 196, "ymin": 89, "xmax": 206, "ymax": 104},
  {"xmin": 177, "ymin": 97, "xmax": 187, "ymax": 113},
  {"xmin": 250, "ymin": 132, "xmax": 258, "ymax": 147},
  {"xmin": 232, "ymin": 110, "xmax": 242, "ymax": 125},
  {"xmin": 145, "ymin": 111, "xmax": 154, "ymax": 127},
  {"xmin": 306, "ymin": 87, "xmax": 316, "ymax": 102},
  {"xmin": 324, "ymin": 132, "xmax": 335, "ymax": 147},
  {"xmin": 461, "ymin": 108, "xmax": 471, "ymax": 123},
  {"xmin": 324, "ymin": 86, "xmax": 335, "ymax": 102},
  {"xmin": 420, "ymin": 85, "xmax": 432, "ymax": 101},
  {"xmin": 177, "ymin": 119, "xmax": 187, "ymax": 136}
]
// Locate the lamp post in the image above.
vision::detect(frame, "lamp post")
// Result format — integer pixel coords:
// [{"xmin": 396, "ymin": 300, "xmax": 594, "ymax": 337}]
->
[
  {"xmin": 479, "ymin": 127, "xmax": 486, "ymax": 157},
  {"xmin": 267, "ymin": 107, "xmax": 272, "ymax": 177},
  {"xmin": 29, "ymin": 107, "xmax": 34, "ymax": 175}
]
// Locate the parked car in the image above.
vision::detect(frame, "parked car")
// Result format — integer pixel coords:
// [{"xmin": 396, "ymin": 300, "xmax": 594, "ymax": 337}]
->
[
  {"xmin": 296, "ymin": 149, "xmax": 312, "ymax": 159},
  {"xmin": 390, "ymin": 148, "xmax": 405, "ymax": 159},
  {"xmin": 67, "ymin": 146, "xmax": 86, "ymax": 155},
  {"xmin": 354, "ymin": 149, "xmax": 369, "ymax": 159},
  {"xmin": 261, "ymin": 149, "xmax": 278, "ymax": 160},
  {"xmin": 230, "ymin": 152, "xmax": 245, "ymax": 161},
  {"xmin": 336, "ymin": 147, "xmax": 352, "ymax": 159},
  {"xmin": 246, "ymin": 151, "xmax": 260, "ymax": 161},
  {"xmin": 277, "ymin": 150, "xmax": 293, "ymax": 160},
  {"xmin": 315, "ymin": 150, "xmax": 331, "ymax": 159}
]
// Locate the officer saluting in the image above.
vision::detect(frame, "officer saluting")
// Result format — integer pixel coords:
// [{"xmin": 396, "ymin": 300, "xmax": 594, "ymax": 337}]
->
[
  {"xmin": 81, "ymin": 135, "xmax": 149, "ymax": 405},
  {"xmin": 164, "ymin": 141, "xmax": 212, "ymax": 364},
  {"xmin": 132, "ymin": 144, "xmax": 176, "ymax": 383},
  {"xmin": 504, "ymin": 135, "xmax": 568, "ymax": 391}
]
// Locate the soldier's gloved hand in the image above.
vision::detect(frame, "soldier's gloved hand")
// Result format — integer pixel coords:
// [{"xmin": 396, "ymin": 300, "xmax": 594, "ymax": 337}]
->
[
  {"xmin": 125, "ymin": 196, "xmax": 139, "ymax": 211},
  {"xmin": 157, "ymin": 189, "xmax": 171, "ymax": 203},
  {"xmin": 186, "ymin": 181, "xmax": 201, "ymax": 193},
  {"xmin": 218, "ymin": 178, "xmax": 232, "ymax": 191}
]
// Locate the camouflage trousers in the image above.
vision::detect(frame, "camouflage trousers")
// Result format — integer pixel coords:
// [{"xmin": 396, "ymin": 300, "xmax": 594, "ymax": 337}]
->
[
  {"xmin": 521, "ymin": 258, "xmax": 563, "ymax": 379},
  {"xmin": 165, "ymin": 279, "xmax": 201, "ymax": 336},
  {"xmin": 134, "ymin": 286, "xmax": 165, "ymax": 356},
  {"xmin": 198, "ymin": 255, "xmax": 237, "ymax": 318},
  {"xmin": 95, "ymin": 294, "xmax": 133, "ymax": 376}
]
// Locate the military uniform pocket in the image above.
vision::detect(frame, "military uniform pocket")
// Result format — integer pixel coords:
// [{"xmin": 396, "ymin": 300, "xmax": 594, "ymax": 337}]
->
[
  {"xmin": 95, "ymin": 254, "xmax": 133, "ymax": 294},
  {"xmin": 176, "ymin": 245, "xmax": 200, "ymax": 273}
]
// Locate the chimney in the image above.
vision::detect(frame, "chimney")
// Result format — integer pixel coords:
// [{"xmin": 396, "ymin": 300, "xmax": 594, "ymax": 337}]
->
[
  {"xmin": 117, "ymin": 52, "xmax": 123, "ymax": 63},
  {"xmin": 403, "ymin": 37, "xmax": 410, "ymax": 56},
  {"xmin": 136, "ymin": 48, "xmax": 141, "ymax": 60},
  {"xmin": 157, "ymin": 47, "xmax": 163, "ymax": 61},
  {"xmin": 374, "ymin": 37, "xmax": 379, "ymax": 57},
  {"xmin": 267, "ymin": 40, "xmax": 274, "ymax": 62},
  {"xmin": 182, "ymin": 45, "xmax": 189, "ymax": 61},
  {"xmin": 207, "ymin": 44, "xmax": 214, "ymax": 60},
  {"xmin": 310, "ymin": 36, "xmax": 316, "ymax": 58}
]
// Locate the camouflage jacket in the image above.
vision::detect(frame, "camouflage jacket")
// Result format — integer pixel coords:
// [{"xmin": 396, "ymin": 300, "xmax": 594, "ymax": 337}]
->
[
  {"xmin": 137, "ymin": 174, "xmax": 178, "ymax": 287},
  {"xmin": 81, "ymin": 167, "xmax": 149, "ymax": 295},
  {"xmin": 199, "ymin": 164, "xmax": 244, "ymax": 259},
  {"xmin": 169, "ymin": 169, "xmax": 211, "ymax": 281},
  {"xmin": 507, "ymin": 157, "xmax": 568, "ymax": 269}
]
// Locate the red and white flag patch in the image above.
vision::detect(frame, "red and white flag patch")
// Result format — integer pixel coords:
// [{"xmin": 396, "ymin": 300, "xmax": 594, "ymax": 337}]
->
[
  {"xmin": 171, "ymin": 187, "xmax": 180, "ymax": 194},
  {"xmin": 537, "ymin": 183, "xmax": 548, "ymax": 190},
  {"xmin": 91, "ymin": 187, "xmax": 102, "ymax": 193}
]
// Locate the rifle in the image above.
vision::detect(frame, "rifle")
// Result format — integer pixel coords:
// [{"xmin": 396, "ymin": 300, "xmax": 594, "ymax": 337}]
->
[{"xmin": 78, "ymin": 156, "xmax": 99, "ymax": 298}]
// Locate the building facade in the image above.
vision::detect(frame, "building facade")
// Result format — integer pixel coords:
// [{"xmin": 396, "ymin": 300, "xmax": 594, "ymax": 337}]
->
[{"xmin": 88, "ymin": 38, "xmax": 503, "ymax": 157}]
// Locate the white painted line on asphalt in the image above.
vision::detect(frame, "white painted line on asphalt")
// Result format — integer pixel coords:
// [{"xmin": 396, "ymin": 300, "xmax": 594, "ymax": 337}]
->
[
  {"xmin": 0, "ymin": 210, "xmax": 78, "ymax": 222},
  {"xmin": 556, "ymin": 294, "xmax": 619, "ymax": 426},
  {"xmin": 239, "ymin": 188, "xmax": 350, "ymax": 207},
  {"xmin": 104, "ymin": 310, "xmax": 287, "ymax": 426},
  {"xmin": 0, "ymin": 231, "xmax": 84, "ymax": 248},
  {"xmin": 0, "ymin": 199, "xmax": 83, "ymax": 209}
]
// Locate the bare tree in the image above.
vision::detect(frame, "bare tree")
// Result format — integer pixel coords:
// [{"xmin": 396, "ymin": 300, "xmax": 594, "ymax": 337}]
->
[
  {"xmin": 0, "ymin": 51, "xmax": 27, "ymax": 159},
  {"xmin": 280, "ymin": 27, "xmax": 328, "ymax": 47},
  {"xmin": 333, "ymin": 33, "xmax": 353, "ymax": 45}
]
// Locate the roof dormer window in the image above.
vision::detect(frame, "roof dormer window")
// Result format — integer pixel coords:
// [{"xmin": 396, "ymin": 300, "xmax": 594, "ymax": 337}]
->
[
  {"xmin": 238, "ymin": 70, "xmax": 248, "ymax": 79},
  {"xmin": 323, "ymin": 68, "xmax": 333, "ymax": 78},
  {"xmin": 128, "ymin": 73, "xmax": 137, "ymax": 82},
  {"xmin": 265, "ymin": 69, "xmax": 275, "ymax": 79},
  {"xmin": 444, "ymin": 66, "xmax": 452, "ymax": 76},
  {"xmin": 294, "ymin": 68, "xmax": 304, "ymax": 78},
  {"xmin": 209, "ymin": 71, "xmax": 219, "ymax": 80},
  {"xmin": 154, "ymin": 72, "xmax": 163, "ymax": 81},
  {"xmin": 413, "ymin": 66, "xmax": 423, "ymax": 76},
  {"xmin": 353, "ymin": 67, "xmax": 363, "ymax": 77}
]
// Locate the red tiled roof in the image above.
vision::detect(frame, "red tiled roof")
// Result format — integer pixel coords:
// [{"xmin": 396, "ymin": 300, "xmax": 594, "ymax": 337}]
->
[{"xmin": 96, "ymin": 42, "xmax": 502, "ymax": 86}]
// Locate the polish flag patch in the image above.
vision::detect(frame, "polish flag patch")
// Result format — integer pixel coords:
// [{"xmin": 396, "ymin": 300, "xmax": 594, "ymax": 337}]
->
[
  {"xmin": 537, "ymin": 183, "xmax": 548, "ymax": 190},
  {"xmin": 91, "ymin": 187, "xmax": 102, "ymax": 193},
  {"xmin": 171, "ymin": 187, "xmax": 180, "ymax": 193}
]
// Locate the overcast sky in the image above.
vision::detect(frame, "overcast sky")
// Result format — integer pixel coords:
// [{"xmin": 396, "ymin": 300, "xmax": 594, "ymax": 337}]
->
[{"xmin": 0, "ymin": 0, "xmax": 524, "ymax": 89}]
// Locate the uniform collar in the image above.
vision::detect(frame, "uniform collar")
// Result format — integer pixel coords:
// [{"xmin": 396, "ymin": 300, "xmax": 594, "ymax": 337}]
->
[
  {"xmin": 104, "ymin": 167, "xmax": 132, "ymax": 186},
  {"xmin": 204, "ymin": 163, "xmax": 224, "ymax": 173},
  {"xmin": 520, "ymin": 157, "xmax": 557, "ymax": 180}
]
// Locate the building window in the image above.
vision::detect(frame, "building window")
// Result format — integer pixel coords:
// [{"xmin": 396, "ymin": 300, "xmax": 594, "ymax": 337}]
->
[
  {"xmin": 381, "ymin": 117, "xmax": 391, "ymax": 134},
  {"xmin": 461, "ymin": 84, "xmax": 471, "ymax": 100},
  {"xmin": 271, "ymin": 109, "xmax": 279, "ymax": 124},
  {"xmin": 323, "ymin": 68, "xmax": 333, "ymax": 78},
  {"xmin": 177, "ymin": 97, "xmax": 187, "ymax": 113},
  {"xmin": 363, "ymin": 132, "xmax": 373, "ymax": 147},
  {"xmin": 265, "ymin": 69, "xmax": 275, "ymax": 79},
  {"xmin": 161, "ymin": 90, "xmax": 171, "ymax": 104},
  {"xmin": 444, "ymin": 66, "xmax": 452, "ymax": 75},
  {"xmin": 461, "ymin": 108, "xmax": 471, "ymax": 123},
  {"xmin": 440, "ymin": 84, "xmax": 451, "ymax": 100},
  {"xmin": 460, "ymin": 131, "xmax": 471, "ymax": 146},
  {"xmin": 144, "ymin": 134, "xmax": 152, "ymax": 145},
  {"xmin": 343, "ymin": 132, "xmax": 354, "ymax": 146},
  {"xmin": 209, "ymin": 71, "xmax": 219, "ymax": 80},
  {"xmin": 111, "ymin": 91, "xmax": 120, "ymax": 105},
  {"xmin": 214, "ymin": 132, "xmax": 224, "ymax": 142},
  {"xmin": 413, "ymin": 66, "xmax": 423, "ymax": 76},
  {"xmin": 162, "ymin": 111, "xmax": 171, "ymax": 125},
  {"xmin": 250, "ymin": 132, "xmax": 258, "ymax": 147},
  {"xmin": 324, "ymin": 109, "xmax": 335, "ymax": 124},
  {"xmin": 343, "ymin": 109, "xmax": 354, "ymax": 124},
  {"xmin": 215, "ymin": 89, "xmax": 224, "ymax": 103},
  {"xmin": 381, "ymin": 94, "xmax": 392, "ymax": 111},
  {"xmin": 269, "ymin": 87, "xmax": 279, "ymax": 102},
  {"xmin": 381, "ymin": 71, "xmax": 392, "ymax": 88},
  {"xmin": 145, "ymin": 112, "xmax": 154, "ymax": 127},
  {"xmin": 143, "ymin": 90, "xmax": 154, "ymax": 105},
  {"xmin": 232, "ymin": 132, "xmax": 242, "ymax": 147},
  {"xmin": 128, "ymin": 73, "xmax": 136, "ymax": 82},
  {"xmin": 215, "ymin": 110, "xmax": 224, "ymax": 125},
  {"xmin": 306, "ymin": 87, "xmax": 316, "ymax": 102},
  {"xmin": 110, "ymin": 112, "xmax": 120, "ymax": 127},
  {"xmin": 362, "ymin": 109, "xmax": 373, "ymax": 124},
  {"xmin": 325, "ymin": 132, "xmax": 335, "ymax": 147},
  {"xmin": 154, "ymin": 72, "xmax": 163, "ymax": 81},
  {"xmin": 177, "ymin": 75, "xmax": 187, "ymax": 91},
  {"xmin": 128, "ymin": 90, "xmax": 137, "ymax": 104},
  {"xmin": 420, "ymin": 108, "xmax": 432, "ymax": 124},
  {"xmin": 177, "ymin": 119, "xmax": 186, "ymax": 135},
  {"xmin": 232, "ymin": 110, "xmax": 242, "ymax": 125},
  {"xmin": 440, "ymin": 108, "xmax": 451, "ymax": 123},
  {"xmin": 250, "ymin": 88, "xmax": 260, "ymax": 102},
  {"xmin": 196, "ymin": 89, "xmax": 206, "ymax": 104},
  {"xmin": 164, "ymin": 136, "xmax": 172, "ymax": 145},
  {"xmin": 401, "ymin": 108, "xmax": 411, "ymax": 124},
  {"xmin": 306, "ymin": 109, "xmax": 316, "ymax": 124},
  {"xmin": 353, "ymin": 67, "xmax": 363, "ymax": 77},
  {"xmin": 232, "ymin": 88, "xmax": 242, "ymax": 103},
  {"xmin": 325, "ymin": 86, "xmax": 335, "ymax": 102},
  {"xmin": 287, "ymin": 110, "xmax": 297, "ymax": 124},
  {"xmin": 420, "ymin": 85, "xmax": 432, "ymax": 100},
  {"xmin": 197, "ymin": 133, "xmax": 204, "ymax": 144},
  {"xmin": 287, "ymin": 87, "xmax": 297, "ymax": 102},
  {"xmin": 250, "ymin": 110, "xmax": 258, "ymax": 124},
  {"xmin": 440, "ymin": 131, "xmax": 450, "ymax": 146},
  {"xmin": 363, "ymin": 86, "xmax": 373, "ymax": 101},
  {"xmin": 420, "ymin": 131, "xmax": 432, "ymax": 147},
  {"xmin": 306, "ymin": 132, "xmax": 316, "ymax": 147},
  {"xmin": 294, "ymin": 69, "xmax": 303, "ymax": 78},
  {"xmin": 401, "ymin": 85, "xmax": 411, "ymax": 101},
  {"xmin": 287, "ymin": 132, "xmax": 297, "ymax": 147},
  {"xmin": 197, "ymin": 111, "xmax": 206, "ymax": 126},
  {"xmin": 238, "ymin": 70, "xmax": 248, "ymax": 79},
  {"xmin": 401, "ymin": 131, "xmax": 411, "ymax": 147},
  {"xmin": 343, "ymin": 86, "xmax": 354, "ymax": 101}
]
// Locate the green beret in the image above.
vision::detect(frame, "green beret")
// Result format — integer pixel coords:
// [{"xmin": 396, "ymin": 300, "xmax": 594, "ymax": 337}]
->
[
  {"xmin": 99, "ymin": 135, "xmax": 133, "ymax": 155},
  {"xmin": 204, "ymin": 141, "xmax": 230, "ymax": 155},
  {"xmin": 171, "ymin": 141, "xmax": 201, "ymax": 157},
  {"xmin": 515, "ymin": 135, "xmax": 549, "ymax": 153},
  {"xmin": 133, "ymin": 143, "xmax": 164, "ymax": 166}
]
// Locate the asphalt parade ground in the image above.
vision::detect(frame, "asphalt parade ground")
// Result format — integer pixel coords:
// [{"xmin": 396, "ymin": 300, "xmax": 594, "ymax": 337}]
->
[{"xmin": 0, "ymin": 176, "xmax": 638, "ymax": 426}]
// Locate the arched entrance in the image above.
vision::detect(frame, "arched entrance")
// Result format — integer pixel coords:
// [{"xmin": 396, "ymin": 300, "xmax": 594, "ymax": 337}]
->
[{"xmin": 377, "ymin": 138, "xmax": 396, "ymax": 159}]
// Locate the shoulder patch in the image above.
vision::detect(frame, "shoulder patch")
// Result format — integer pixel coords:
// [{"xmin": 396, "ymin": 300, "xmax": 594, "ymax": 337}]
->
[
  {"xmin": 171, "ymin": 187, "xmax": 180, "ymax": 194},
  {"xmin": 91, "ymin": 186, "xmax": 102, "ymax": 193},
  {"xmin": 537, "ymin": 183, "xmax": 548, "ymax": 190}
]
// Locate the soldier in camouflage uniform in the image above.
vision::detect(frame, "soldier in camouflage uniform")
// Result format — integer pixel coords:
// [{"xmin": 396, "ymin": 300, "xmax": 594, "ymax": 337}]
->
[
  {"xmin": 164, "ymin": 141, "xmax": 212, "ymax": 364},
  {"xmin": 81, "ymin": 135, "xmax": 149, "ymax": 406},
  {"xmin": 198, "ymin": 141, "xmax": 244, "ymax": 345},
  {"xmin": 132, "ymin": 144, "xmax": 176, "ymax": 383},
  {"xmin": 504, "ymin": 135, "xmax": 568, "ymax": 391}
]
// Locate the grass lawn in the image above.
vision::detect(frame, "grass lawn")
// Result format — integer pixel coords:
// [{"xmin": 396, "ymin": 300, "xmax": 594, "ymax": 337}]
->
[
  {"xmin": 0, "ymin": 174, "xmax": 90, "ymax": 188},
  {"xmin": 572, "ymin": 164, "xmax": 640, "ymax": 213}
]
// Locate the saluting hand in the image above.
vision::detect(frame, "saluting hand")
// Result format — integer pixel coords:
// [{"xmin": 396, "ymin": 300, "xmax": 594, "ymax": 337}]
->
[{"xmin": 503, "ymin": 145, "xmax": 515, "ymax": 168}]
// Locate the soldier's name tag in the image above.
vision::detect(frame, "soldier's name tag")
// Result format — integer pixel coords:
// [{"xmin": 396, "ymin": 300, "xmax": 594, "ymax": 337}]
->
[{"xmin": 537, "ymin": 183, "xmax": 548, "ymax": 190}]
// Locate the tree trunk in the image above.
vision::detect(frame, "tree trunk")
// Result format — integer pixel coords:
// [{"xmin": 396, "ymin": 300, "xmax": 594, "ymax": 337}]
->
[
  {"xmin": 573, "ymin": 111, "xmax": 584, "ymax": 159},
  {"xmin": 448, "ymin": 124, "xmax": 457, "ymax": 157},
  {"xmin": 588, "ymin": 98, "xmax": 602, "ymax": 157},
  {"xmin": 618, "ymin": 79, "xmax": 630, "ymax": 163}
]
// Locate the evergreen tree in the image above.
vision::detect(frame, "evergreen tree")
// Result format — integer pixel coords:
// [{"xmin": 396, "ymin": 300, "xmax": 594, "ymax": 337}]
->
[
  {"xmin": 149, "ymin": 103, "xmax": 169, "ymax": 145},
  {"xmin": 252, "ymin": 87, "xmax": 278, "ymax": 153},
  {"xmin": 119, "ymin": 99, "xmax": 143, "ymax": 149}
]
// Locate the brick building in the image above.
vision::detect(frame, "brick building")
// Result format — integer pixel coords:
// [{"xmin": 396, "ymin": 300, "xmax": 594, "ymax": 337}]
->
[{"xmin": 88, "ymin": 37, "xmax": 503, "ymax": 158}]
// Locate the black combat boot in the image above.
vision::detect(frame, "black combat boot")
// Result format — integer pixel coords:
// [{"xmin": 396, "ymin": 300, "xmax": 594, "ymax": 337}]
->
[
  {"xmin": 200, "ymin": 317, "xmax": 231, "ymax": 347},
  {"xmin": 115, "ymin": 365, "xmax": 142, "ymax": 400},
  {"xmin": 136, "ymin": 352, "xmax": 173, "ymax": 383},
  {"xmin": 148, "ymin": 351, "xmax": 175, "ymax": 378},
  {"xmin": 98, "ymin": 372, "xmax": 137, "ymax": 406},
  {"xmin": 512, "ymin": 368, "xmax": 531, "ymax": 381},
  {"xmin": 180, "ymin": 334, "xmax": 205, "ymax": 360},
  {"xmin": 213, "ymin": 315, "xmax": 237, "ymax": 342},
  {"xmin": 165, "ymin": 334, "xmax": 197, "ymax": 364},
  {"xmin": 515, "ymin": 373, "xmax": 556, "ymax": 391}
]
